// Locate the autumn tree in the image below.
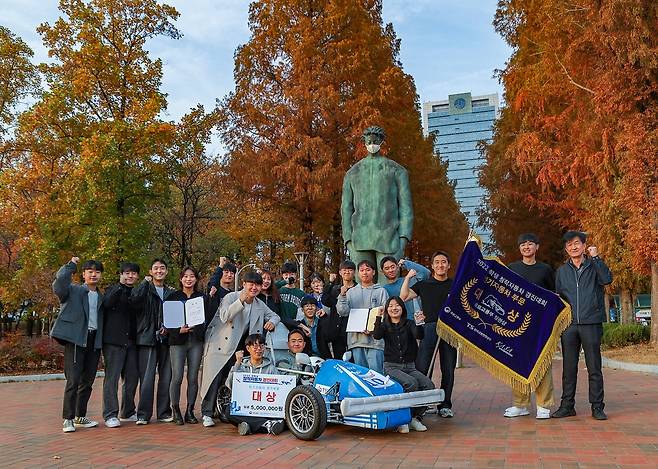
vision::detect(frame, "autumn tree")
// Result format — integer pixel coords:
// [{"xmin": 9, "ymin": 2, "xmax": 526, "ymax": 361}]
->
[
  {"xmin": 0, "ymin": 0, "xmax": 181, "ymax": 310},
  {"xmin": 489, "ymin": 0, "xmax": 658, "ymax": 342},
  {"xmin": 150, "ymin": 105, "xmax": 240, "ymax": 274},
  {"xmin": 218, "ymin": 0, "xmax": 467, "ymax": 274}
]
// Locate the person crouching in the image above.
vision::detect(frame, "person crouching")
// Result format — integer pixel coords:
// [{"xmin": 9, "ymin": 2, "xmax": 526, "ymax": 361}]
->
[
  {"xmin": 372, "ymin": 296, "xmax": 434, "ymax": 433},
  {"xmin": 226, "ymin": 334, "xmax": 286, "ymax": 436}
]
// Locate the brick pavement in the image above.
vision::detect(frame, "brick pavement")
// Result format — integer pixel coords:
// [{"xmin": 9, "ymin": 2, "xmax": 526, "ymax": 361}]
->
[{"xmin": 1, "ymin": 359, "xmax": 657, "ymax": 468}]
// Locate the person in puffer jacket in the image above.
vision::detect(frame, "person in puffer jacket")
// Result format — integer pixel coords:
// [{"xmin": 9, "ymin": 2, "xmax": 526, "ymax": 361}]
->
[{"xmin": 552, "ymin": 231, "xmax": 612, "ymax": 421}]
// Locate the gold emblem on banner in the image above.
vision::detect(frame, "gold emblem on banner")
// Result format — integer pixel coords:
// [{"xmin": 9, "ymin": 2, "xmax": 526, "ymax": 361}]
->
[{"xmin": 460, "ymin": 278, "xmax": 531, "ymax": 338}]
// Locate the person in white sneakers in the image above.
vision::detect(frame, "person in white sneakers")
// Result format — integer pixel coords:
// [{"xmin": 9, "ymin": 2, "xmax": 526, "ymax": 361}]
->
[
  {"xmin": 372, "ymin": 296, "xmax": 433, "ymax": 433},
  {"xmin": 504, "ymin": 234, "xmax": 556, "ymax": 420}
]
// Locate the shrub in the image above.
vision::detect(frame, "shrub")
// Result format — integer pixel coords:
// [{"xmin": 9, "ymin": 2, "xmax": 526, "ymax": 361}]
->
[
  {"xmin": 602, "ymin": 323, "xmax": 650, "ymax": 349},
  {"xmin": 0, "ymin": 332, "xmax": 64, "ymax": 374}
]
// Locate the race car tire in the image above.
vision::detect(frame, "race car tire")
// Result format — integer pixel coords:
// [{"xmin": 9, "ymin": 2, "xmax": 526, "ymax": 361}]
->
[
  {"xmin": 215, "ymin": 385, "xmax": 231, "ymax": 423},
  {"xmin": 285, "ymin": 385, "xmax": 327, "ymax": 440}
]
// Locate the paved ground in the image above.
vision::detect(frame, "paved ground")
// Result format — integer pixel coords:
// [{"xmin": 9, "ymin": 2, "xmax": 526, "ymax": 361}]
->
[{"xmin": 1, "ymin": 358, "xmax": 657, "ymax": 468}]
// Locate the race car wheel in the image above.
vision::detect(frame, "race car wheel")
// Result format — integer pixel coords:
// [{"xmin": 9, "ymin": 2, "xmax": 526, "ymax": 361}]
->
[
  {"xmin": 285, "ymin": 385, "xmax": 327, "ymax": 440},
  {"xmin": 215, "ymin": 385, "xmax": 231, "ymax": 423}
]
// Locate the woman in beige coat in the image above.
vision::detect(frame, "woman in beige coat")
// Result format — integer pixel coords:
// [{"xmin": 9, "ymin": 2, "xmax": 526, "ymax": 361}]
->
[{"xmin": 199, "ymin": 271, "xmax": 279, "ymax": 427}]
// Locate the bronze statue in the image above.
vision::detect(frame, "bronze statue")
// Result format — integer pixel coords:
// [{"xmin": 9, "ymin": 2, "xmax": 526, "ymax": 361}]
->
[{"xmin": 341, "ymin": 126, "xmax": 413, "ymax": 270}]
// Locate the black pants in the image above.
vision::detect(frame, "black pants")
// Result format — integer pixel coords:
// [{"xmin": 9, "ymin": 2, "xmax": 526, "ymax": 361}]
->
[
  {"xmin": 201, "ymin": 358, "xmax": 235, "ymax": 418},
  {"xmin": 136, "ymin": 342, "xmax": 172, "ymax": 421},
  {"xmin": 560, "ymin": 323, "xmax": 604, "ymax": 409},
  {"xmin": 102, "ymin": 342, "xmax": 139, "ymax": 420},
  {"xmin": 62, "ymin": 331, "xmax": 101, "ymax": 419},
  {"xmin": 415, "ymin": 322, "xmax": 457, "ymax": 408}
]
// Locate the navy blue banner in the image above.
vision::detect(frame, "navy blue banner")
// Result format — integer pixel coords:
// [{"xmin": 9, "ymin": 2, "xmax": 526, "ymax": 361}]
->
[{"xmin": 439, "ymin": 239, "xmax": 571, "ymax": 392}]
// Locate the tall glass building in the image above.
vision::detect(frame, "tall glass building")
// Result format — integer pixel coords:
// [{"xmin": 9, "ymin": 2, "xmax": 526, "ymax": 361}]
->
[{"xmin": 422, "ymin": 92, "xmax": 499, "ymax": 249}]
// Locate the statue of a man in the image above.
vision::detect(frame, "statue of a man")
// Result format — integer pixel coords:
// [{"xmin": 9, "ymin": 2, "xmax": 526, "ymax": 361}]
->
[{"xmin": 341, "ymin": 126, "xmax": 413, "ymax": 270}]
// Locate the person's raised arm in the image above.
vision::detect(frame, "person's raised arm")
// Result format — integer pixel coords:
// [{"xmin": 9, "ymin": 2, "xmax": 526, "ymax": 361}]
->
[
  {"xmin": 588, "ymin": 246, "xmax": 613, "ymax": 286},
  {"xmin": 401, "ymin": 259, "xmax": 430, "ymax": 283},
  {"xmin": 52, "ymin": 257, "xmax": 78, "ymax": 302},
  {"xmin": 336, "ymin": 286, "xmax": 351, "ymax": 317},
  {"xmin": 399, "ymin": 270, "xmax": 418, "ymax": 301}
]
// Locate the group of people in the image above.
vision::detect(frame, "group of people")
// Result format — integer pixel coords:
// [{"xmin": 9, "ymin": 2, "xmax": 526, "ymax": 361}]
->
[{"xmin": 49, "ymin": 228, "xmax": 612, "ymax": 436}]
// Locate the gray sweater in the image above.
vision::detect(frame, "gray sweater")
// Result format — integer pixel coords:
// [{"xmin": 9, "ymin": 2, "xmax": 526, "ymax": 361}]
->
[{"xmin": 337, "ymin": 283, "xmax": 389, "ymax": 350}]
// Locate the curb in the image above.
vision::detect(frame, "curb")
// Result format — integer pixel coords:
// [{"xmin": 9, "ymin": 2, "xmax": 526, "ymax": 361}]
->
[
  {"xmin": 0, "ymin": 371, "xmax": 105, "ymax": 383},
  {"xmin": 602, "ymin": 357, "xmax": 658, "ymax": 375}
]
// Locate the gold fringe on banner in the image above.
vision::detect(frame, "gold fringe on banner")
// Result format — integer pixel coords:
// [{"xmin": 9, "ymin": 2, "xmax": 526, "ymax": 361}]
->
[{"xmin": 439, "ymin": 235, "xmax": 573, "ymax": 393}]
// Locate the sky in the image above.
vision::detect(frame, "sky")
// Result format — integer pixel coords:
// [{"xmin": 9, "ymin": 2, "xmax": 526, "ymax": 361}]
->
[{"xmin": 2, "ymin": 0, "xmax": 512, "ymax": 154}]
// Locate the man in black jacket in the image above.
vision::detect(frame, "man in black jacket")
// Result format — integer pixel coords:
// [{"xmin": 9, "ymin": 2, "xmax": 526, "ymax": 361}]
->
[
  {"xmin": 321, "ymin": 260, "xmax": 356, "ymax": 359},
  {"xmin": 101, "ymin": 262, "xmax": 140, "ymax": 428},
  {"xmin": 131, "ymin": 258, "xmax": 175, "ymax": 424},
  {"xmin": 51, "ymin": 256, "xmax": 104, "ymax": 433},
  {"xmin": 552, "ymin": 231, "xmax": 613, "ymax": 420}
]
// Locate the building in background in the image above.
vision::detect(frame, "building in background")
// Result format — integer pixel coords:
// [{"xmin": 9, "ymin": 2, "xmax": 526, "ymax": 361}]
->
[{"xmin": 422, "ymin": 92, "xmax": 499, "ymax": 250}]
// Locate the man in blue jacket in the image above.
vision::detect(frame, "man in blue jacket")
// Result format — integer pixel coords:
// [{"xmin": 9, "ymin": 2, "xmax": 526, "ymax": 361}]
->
[
  {"xmin": 51, "ymin": 256, "xmax": 104, "ymax": 433},
  {"xmin": 552, "ymin": 231, "xmax": 612, "ymax": 420}
]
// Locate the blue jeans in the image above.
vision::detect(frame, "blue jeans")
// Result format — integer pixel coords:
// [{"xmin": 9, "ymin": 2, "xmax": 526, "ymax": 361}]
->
[{"xmin": 351, "ymin": 347, "xmax": 384, "ymax": 373}]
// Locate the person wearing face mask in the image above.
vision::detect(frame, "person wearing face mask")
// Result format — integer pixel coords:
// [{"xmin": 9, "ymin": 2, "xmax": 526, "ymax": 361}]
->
[
  {"xmin": 341, "ymin": 126, "xmax": 413, "ymax": 278},
  {"xmin": 199, "ymin": 272, "xmax": 280, "ymax": 428},
  {"xmin": 275, "ymin": 262, "xmax": 305, "ymax": 322}
]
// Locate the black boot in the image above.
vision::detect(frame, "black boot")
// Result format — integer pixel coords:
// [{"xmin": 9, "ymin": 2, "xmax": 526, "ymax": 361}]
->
[
  {"xmin": 172, "ymin": 406, "xmax": 184, "ymax": 425},
  {"xmin": 185, "ymin": 406, "xmax": 199, "ymax": 424}
]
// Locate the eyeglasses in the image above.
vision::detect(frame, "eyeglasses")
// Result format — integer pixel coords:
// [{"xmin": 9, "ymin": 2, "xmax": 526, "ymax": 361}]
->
[{"xmin": 248, "ymin": 343, "xmax": 266, "ymax": 349}]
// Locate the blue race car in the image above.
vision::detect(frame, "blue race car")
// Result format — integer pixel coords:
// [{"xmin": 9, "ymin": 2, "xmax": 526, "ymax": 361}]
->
[{"xmin": 278, "ymin": 354, "xmax": 444, "ymax": 440}]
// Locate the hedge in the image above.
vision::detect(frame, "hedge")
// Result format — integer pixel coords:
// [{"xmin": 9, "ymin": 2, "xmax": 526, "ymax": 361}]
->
[{"xmin": 602, "ymin": 322, "xmax": 650, "ymax": 349}]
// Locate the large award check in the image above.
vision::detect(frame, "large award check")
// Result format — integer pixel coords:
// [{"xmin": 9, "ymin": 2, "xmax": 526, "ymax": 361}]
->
[
  {"xmin": 230, "ymin": 373, "xmax": 297, "ymax": 418},
  {"xmin": 438, "ymin": 237, "xmax": 571, "ymax": 393}
]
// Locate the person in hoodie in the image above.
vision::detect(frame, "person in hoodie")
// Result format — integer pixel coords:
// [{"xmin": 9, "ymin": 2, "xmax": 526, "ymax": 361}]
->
[
  {"xmin": 552, "ymin": 231, "xmax": 612, "ymax": 421},
  {"xmin": 337, "ymin": 260, "xmax": 389, "ymax": 373},
  {"xmin": 225, "ymin": 334, "xmax": 285, "ymax": 436},
  {"xmin": 372, "ymin": 296, "xmax": 433, "ymax": 433}
]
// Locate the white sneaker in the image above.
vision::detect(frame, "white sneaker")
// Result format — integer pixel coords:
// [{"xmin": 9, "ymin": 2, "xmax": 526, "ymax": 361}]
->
[
  {"xmin": 120, "ymin": 413, "xmax": 137, "ymax": 422},
  {"xmin": 157, "ymin": 416, "xmax": 174, "ymax": 423},
  {"xmin": 536, "ymin": 406, "xmax": 551, "ymax": 419},
  {"xmin": 63, "ymin": 419, "xmax": 76, "ymax": 433},
  {"xmin": 409, "ymin": 417, "xmax": 427, "ymax": 432},
  {"xmin": 504, "ymin": 406, "xmax": 530, "ymax": 418},
  {"xmin": 73, "ymin": 416, "xmax": 98, "ymax": 428},
  {"xmin": 202, "ymin": 416, "xmax": 215, "ymax": 427},
  {"xmin": 396, "ymin": 424, "xmax": 409, "ymax": 433},
  {"xmin": 105, "ymin": 417, "xmax": 121, "ymax": 428}
]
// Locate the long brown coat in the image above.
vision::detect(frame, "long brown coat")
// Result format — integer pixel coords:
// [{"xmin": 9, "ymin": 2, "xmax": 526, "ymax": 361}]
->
[{"xmin": 199, "ymin": 291, "xmax": 280, "ymax": 397}]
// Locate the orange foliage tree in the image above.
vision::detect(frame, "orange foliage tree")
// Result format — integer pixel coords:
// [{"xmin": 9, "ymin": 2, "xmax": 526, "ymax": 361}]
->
[
  {"xmin": 488, "ymin": 0, "xmax": 658, "ymax": 341},
  {"xmin": 217, "ymin": 0, "xmax": 467, "ymax": 274},
  {"xmin": 0, "ymin": 0, "xmax": 181, "ymax": 310}
]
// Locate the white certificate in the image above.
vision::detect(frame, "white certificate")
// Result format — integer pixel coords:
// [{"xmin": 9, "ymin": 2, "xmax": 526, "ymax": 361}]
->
[
  {"xmin": 346, "ymin": 308, "xmax": 370, "ymax": 332},
  {"xmin": 163, "ymin": 301, "xmax": 185, "ymax": 328},
  {"xmin": 184, "ymin": 296, "xmax": 205, "ymax": 327}
]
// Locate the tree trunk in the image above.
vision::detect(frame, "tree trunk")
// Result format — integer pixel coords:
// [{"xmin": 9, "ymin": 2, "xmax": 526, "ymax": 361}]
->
[
  {"xmin": 650, "ymin": 262, "xmax": 658, "ymax": 346},
  {"xmin": 620, "ymin": 288, "xmax": 634, "ymax": 324}
]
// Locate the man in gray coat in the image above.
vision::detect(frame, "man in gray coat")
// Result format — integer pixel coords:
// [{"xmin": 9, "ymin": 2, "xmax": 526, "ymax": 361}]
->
[
  {"xmin": 51, "ymin": 256, "xmax": 104, "ymax": 433},
  {"xmin": 199, "ymin": 271, "xmax": 279, "ymax": 427},
  {"xmin": 341, "ymin": 126, "xmax": 413, "ymax": 272}
]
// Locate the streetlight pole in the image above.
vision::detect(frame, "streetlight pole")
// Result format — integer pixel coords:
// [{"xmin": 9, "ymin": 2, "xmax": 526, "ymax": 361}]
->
[
  {"xmin": 293, "ymin": 252, "xmax": 309, "ymax": 291},
  {"xmin": 235, "ymin": 263, "xmax": 257, "ymax": 291}
]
